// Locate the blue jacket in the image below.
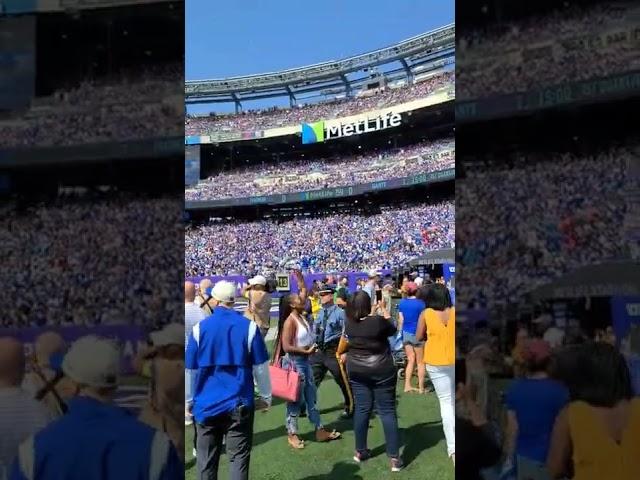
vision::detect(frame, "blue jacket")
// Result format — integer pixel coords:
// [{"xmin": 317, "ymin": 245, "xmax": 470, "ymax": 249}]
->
[
  {"xmin": 185, "ymin": 306, "xmax": 269, "ymax": 423},
  {"xmin": 10, "ymin": 396, "xmax": 181, "ymax": 480}
]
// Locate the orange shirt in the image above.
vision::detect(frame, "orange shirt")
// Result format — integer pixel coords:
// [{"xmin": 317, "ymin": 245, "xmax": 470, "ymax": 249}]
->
[{"xmin": 422, "ymin": 307, "xmax": 455, "ymax": 366}]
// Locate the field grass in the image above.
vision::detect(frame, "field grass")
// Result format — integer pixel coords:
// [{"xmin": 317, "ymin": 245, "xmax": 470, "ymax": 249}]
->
[{"xmin": 184, "ymin": 340, "xmax": 454, "ymax": 480}]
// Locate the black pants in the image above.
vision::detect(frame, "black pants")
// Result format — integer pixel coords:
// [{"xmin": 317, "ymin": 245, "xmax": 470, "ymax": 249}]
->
[
  {"xmin": 196, "ymin": 406, "xmax": 254, "ymax": 480},
  {"xmin": 311, "ymin": 348, "xmax": 354, "ymax": 414}
]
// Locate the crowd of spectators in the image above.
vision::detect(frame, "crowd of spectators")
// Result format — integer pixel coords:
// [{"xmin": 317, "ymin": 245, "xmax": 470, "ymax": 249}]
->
[
  {"xmin": 185, "ymin": 201, "xmax": 454, "ymax": 277},
  {"xmin": 457, "ymin": 2, "xmax": 639, "ymax": 99},
  {"xmin": 185, "ymin": 71, "xmax": 454, "ymax": 135},
  {"xmin": 185, "ymin": 139, "xmax": 454, "ymax": 200},
  {"xmin": 0, "ymin": 64, "xmax": 183, "ymax": 149},
  {"xmin": 457, "ymin": 145, "xmax": 631, "ymax": 309},
  {"xmin": 0, "ymin": 195, "xmax": 183, "ymax": 328}
]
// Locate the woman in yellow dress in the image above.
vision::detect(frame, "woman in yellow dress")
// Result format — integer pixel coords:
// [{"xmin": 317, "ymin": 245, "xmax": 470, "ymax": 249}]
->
[{"xmin": 547, "ymin": 342, "xmax": 640, "ymax": 480}]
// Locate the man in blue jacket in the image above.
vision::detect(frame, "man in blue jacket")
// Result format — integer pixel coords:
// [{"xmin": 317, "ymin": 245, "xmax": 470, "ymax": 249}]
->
[
  {"xmin": 186, "ymin": 280, "xmax": 272, "ymax": 480},
  {"xmin": 10, "ymin": 335, "xmax": 182, "ymax": 480}
]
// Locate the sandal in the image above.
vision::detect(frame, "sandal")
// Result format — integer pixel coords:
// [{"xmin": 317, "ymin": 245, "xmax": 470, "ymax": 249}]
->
[
  {"xmin": 316, "ymin": 428, "xmax": 342, "ymax": 442},
  {"xmin": 288, "ymin": 434, "xmax": 305, "ymax": 449}
]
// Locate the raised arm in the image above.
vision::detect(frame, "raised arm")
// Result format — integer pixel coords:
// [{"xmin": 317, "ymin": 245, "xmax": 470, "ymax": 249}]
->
[{"xmin": 293, "ymin": 269, "xmax": 308, "ymax": 304}]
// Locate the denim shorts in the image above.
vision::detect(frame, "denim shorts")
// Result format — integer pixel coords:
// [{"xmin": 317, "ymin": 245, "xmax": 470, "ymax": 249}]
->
[{"xmin": 402, "ymin": 331, "xmax": 424, "ymax": 347}]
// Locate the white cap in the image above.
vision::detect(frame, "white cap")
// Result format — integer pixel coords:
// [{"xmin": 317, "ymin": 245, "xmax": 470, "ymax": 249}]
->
[
  {"xmin": 248, "ymin": 275, "xmax": 267, "ymax": 286},
  {"xmin": 415, "ymin": 277, "xmax": 424, "ymax": 287},
  {"xmin": 212, "ymin": 280, "xmax": 236, "ymax": 303},
  {"xmin": 150, "ymin": 323, "xmax": 184, "ymax": 347},
  {"xmin": 367, "ymin": 269, "xmax": 381, "ymax": 278},
  {"xmin": 62, "ymin": 336, "xmax": 120, "ymax": 388}
]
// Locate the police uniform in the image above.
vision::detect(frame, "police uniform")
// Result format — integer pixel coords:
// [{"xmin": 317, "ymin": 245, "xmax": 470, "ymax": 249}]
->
[
  {"xmin": 10, "ymin": 336, "xmax": 181, "ymax": 480},
  {"xmin": 186, "ymin": 281, "xmax": 271, "ymax": 480},
  {"xmin": 311, "ymin": 295, "xmax": 354, "ymax": 417}
]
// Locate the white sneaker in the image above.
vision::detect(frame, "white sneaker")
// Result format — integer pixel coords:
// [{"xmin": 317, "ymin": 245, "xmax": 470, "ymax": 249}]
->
[{"xmin": 193, "ymin": 448, "xmax": 197, "ymax": 458}]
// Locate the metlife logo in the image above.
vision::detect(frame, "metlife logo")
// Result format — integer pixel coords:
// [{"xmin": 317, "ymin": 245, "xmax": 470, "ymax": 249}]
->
[{"xmin": 301, "ymin": 112, "xmax": 402, "ymax": 144}]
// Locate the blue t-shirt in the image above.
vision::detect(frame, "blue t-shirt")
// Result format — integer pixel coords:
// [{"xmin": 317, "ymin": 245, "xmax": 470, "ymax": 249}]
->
[
  {"xmin": 505, "ymin": 378, "xmax": 569, "ymax": 463},
  {"xmin": 398, "ymin": 298, "xmax": 426, "ymax": 335},
  {"xmin": 185, "ymin": 306, "xmax": 269, "ymax": 423}
]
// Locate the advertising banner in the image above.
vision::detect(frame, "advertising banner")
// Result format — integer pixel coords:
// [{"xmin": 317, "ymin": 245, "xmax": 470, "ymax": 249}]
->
[{"xmin": 185, "ymin": 167, "xmax": 455, "ymax": 210}]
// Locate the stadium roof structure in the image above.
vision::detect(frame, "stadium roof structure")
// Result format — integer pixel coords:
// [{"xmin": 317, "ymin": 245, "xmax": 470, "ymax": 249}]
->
[{"xmin": 185, "ymin": 24, "xmax": 455, "ymax": 108}]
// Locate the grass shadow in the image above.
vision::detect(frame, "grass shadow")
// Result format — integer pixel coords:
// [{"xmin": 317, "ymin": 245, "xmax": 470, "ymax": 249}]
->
[
  {"xmin": 185, "ymin": 458, "xmax": 196, "ymax": 470},
  {"xmin": 297, "ymin": 461, "xmax": 364, "ymax": 480},
  {"xmin": 400, "ymin": 421, "xmax": 445, "ymax": 467}
]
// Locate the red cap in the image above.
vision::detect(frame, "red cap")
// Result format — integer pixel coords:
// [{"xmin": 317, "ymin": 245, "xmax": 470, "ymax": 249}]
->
[
  {"xmin": 522, "ymin": 339, "xmax": 551, "ymax": 363},
  {"xmin": 405, "ymin": 282, "xmax": 418, "ymax": 295}
]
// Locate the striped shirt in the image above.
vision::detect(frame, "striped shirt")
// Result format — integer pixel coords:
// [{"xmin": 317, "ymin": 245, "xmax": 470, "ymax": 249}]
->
[{"xmin": 0, "ymin": 388, "xmax": 51, "ymax": 480}]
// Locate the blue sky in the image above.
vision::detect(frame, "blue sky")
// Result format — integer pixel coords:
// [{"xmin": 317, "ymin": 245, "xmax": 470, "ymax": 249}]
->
[{"xmin": 186, "ymin": 0, "xmax": 454, "ymax": 113}]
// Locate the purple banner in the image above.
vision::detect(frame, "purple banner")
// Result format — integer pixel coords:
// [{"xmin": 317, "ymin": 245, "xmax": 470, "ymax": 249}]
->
[
  {"xmin": 0, "ymin": 325, "xmax": 147, "ymax": 375},
  {"xmin": 187, "ymin": 271, "xmax": 391, "ymax": 296}
]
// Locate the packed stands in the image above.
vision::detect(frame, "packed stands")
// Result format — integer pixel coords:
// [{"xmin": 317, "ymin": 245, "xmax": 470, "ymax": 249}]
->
[
  {"xmin": 457, "ymin": 146, "xmax": 630, "ymax": 308},
  {"xmin": 0, "ymin": 64, "xmax": 183, "ymax": 148},
  {"xmin": 0, "ymin": 196, "xmax": 183, "ymax": 328},
  {"xmin": 185, "ymin": 71, "xmax": 454, "ymax": 135},
  {"xmin": 185, "ymin": 201, "xmax": 454, "ymax": 277},
  {"xmin": 457, "ymin": 3, "xmax": 639, "ymax": 99},
  {"xmin": 185, "ymin": 139, "xmax": 454, "ymax": 200}
]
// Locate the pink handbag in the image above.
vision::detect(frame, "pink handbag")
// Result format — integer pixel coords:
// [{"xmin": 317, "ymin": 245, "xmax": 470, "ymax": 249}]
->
[{"xmin": 269, "ymin": 342, "xmax": 301, "ymax": 402}]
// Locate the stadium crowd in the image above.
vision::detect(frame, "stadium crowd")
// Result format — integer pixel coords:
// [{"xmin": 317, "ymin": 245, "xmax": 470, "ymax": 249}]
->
[
  {"xmin": 0, "ymin": 196, "xmax": 183, "ymax": 328},
  {"xmin": 0, "ymin": 64, "xmax": 183, "ymax": 149},
  {"xmin": 457, "ymin": 2, "xmax": 639, "ymax": 98},
  {"xmin": 185, "ymin": 71, "xmax": 454, "ymax": 135},
  {"xmin": 185, "ymin": 201, "xmax": 454, "ymax": 277},
  {"xmin": 185, "ymin": 139, "xmax": 454, "ymax": 200},
  {"xmin": 457, "ymin": 145, "xmax": 630, "ymax": 309}
]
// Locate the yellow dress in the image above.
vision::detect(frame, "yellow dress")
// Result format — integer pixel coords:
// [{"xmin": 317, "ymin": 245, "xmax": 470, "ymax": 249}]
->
[{"xmin": 568, "ymin": 399, "xmax": 640, "ymax": 480}]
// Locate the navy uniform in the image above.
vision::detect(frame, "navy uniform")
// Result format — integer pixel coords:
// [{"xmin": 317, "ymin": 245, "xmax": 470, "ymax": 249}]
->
[
  {"xmin": 311, "ymin": 285, "xmax": 354, "ymax": 418},
  {"xmin": 10, "ymin": 336, "xmax": 181, "ymax": 480}
]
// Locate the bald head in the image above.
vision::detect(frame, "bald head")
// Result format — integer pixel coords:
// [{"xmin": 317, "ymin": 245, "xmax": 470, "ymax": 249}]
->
[
  {"xmin": 185, "ymin": 281, "xmax": 196, "ymax": 303},
  {"xmin": 34, "ymin": 331, "xmax": 65, "ymax": 366},
  {"xmin": 199, "ymin": 279, "xmax": 212, "ymax": 293},
  {"xmin": 0, "ymin": 337, "xmax": 25, "ymax": 387}
]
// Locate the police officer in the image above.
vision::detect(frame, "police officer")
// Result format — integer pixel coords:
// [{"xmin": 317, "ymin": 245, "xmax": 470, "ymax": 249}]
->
[
  {"xmin": 186, "ymin": 280, "xmax": 272, "ymax": 480},
  {"xmin": 311, "ymin": 283, "xmax": 354, "ymax": 419},
  {"xmin": 10, "ymin": 335, "xmax": 182, "ymax": 480}
]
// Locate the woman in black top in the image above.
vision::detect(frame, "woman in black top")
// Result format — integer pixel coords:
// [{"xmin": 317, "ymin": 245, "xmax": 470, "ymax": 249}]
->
[{"xmin": 337, "ymin": 291, "xmax": 403, "ymax": 472}]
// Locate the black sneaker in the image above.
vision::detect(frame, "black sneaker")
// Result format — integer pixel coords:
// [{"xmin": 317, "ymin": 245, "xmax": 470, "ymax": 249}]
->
[
  {"xmin": 353, "ymin": 449, "xmax": 372, "ymax": 463},
  {"xmin": 299, "ymin": 410, "xmax": 307, "ymax": 418},
  {"xmin": 390, "ymin": 457, "xmax": 404, "ymax": 472},
  {"xmin": 339, "ymin": 409, "xmax": 353, "ymax": 419}
]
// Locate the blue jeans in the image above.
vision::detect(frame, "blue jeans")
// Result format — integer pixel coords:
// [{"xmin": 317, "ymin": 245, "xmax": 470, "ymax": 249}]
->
[
  {"xmin": 284, "ymin": 354, "xmax": 322, "ymax": 434},
  {"xmin": 350, "ymin": 373, "xmax": 400, "ymax": 457}
]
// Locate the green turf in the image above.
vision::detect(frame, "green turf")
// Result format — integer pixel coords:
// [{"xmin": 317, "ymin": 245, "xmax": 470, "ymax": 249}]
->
[{"xmin": 184, "ymin": 341, "xmax": 454, "ymax": 480}]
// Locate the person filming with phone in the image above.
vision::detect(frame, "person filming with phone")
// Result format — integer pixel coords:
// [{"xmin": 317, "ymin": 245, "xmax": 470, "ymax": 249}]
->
[{"xmin": 274, "ymin": 270, "xmax": 342, "ymax": 450}]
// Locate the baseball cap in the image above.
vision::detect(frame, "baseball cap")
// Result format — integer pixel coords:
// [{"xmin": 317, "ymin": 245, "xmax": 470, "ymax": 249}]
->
[
  {"xmin": 415, "ymin": 277, "xmax": 424, "ymax": 287},
  {"xmin": 150, "ymin": 323, "xmax": 184, "ymax": 347},
  {"xmin": 248, "ymin": 275, "xmax": 267, "ymax": 287},
  {"xmin": 367, "ymin": 269, "xmax": 381, "ymax": 278},
  {"xmin": 62, "ymin": 336, "xmax": 120, "ymax": 388},
  {"xmin": 212, "ymin": 280, "xmax": 236, "ymax": 303},
  {"xmin": 522, "ymin": 339, "xmax": 552, "ymax": 363},
  {"xmin": 405, "ymin": 282, "xmax": 418, "ymax": 295}
]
